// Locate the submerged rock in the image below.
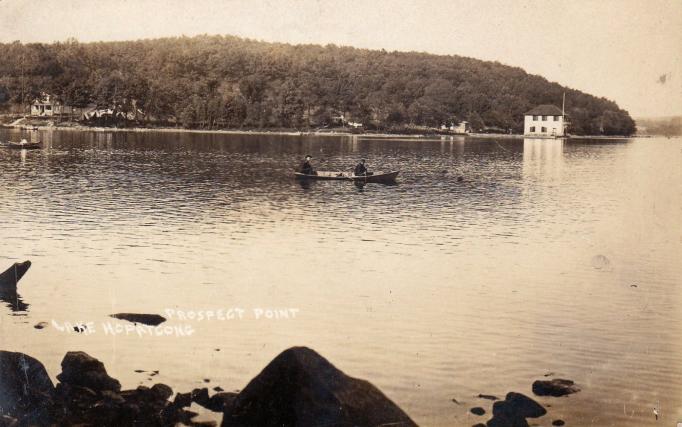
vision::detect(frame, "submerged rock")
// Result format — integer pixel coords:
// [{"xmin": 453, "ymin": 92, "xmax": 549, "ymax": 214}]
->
[
  {"xmin": 486, "ymin": 392, "xmax": 546, "ymax": 427},
  {"xmin": 0, "ymin": 351, "xmax": 54, "ymax": 425},
  {"xmin": 110, "ymin": 313, "xmax": 167, "ymax": 326},
  {"xmin": 532, "ymin": 379, "xmax": 580, "ymax": 397},
  {"xmin": 478, "ymin": 393, "xmax": 499, "ymax": 401},
  {"xmin": 470, "ymin": 407, "xmax": 485, "ymax": 415},
  {"xmin": 57, "ymin": 351, "xmax": 121, "ymax": 393},
  {"xmin": 222, "ymin": 346, "xmax": 416, "ymax": 427}
]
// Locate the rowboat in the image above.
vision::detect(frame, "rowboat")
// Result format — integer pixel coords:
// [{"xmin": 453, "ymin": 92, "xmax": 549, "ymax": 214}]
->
[
  {"xmin": 295, "ymin": 171, "xmax": 399, "ymax": 183},
  {"xmin": 3, "ymin": 140, "xmax": 42, "ymax": 150}
]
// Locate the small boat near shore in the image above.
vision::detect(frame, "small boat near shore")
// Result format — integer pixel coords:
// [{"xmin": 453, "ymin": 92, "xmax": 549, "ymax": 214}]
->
[
  {"xmin": 2, "ymin": 140, "xmax": 43, "ymax": 150},
  {"xmin": 295, "ymin": 170, "xmax": 399, "ymax": 183}
]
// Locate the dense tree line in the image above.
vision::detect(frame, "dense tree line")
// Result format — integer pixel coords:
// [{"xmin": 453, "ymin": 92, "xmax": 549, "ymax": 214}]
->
[{"xmin": 0, "ymin": 35, "xmax": 636, "ymax": 135}]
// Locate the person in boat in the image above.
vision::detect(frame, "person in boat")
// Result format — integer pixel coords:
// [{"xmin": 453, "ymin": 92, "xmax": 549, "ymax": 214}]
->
[
  {"xmin": 299, "ymin": 155, "xmax": 316, "ymax": 175},
  {"xmin": 354, "ymin": 159, "xmax": 368, "ymax": 176}
]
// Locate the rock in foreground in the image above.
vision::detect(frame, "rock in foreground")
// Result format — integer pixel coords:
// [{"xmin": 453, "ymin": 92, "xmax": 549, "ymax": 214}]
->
[
  {"xmin": 222, "ymin": 346, "xmax": 416, "ymax": 427},
  {"xmin": 57, "ymin": 351, "xmax": 122, "ymax": 393},
  {"xmin": 486, "ymin": 392, "xmax": 546, "ymax": 427},
  {"xmin": 0, "ymin": 351, "xmax": 54, "ymax": 425},
  {"xmin": 532, "ymin": 379, "xmax": 580, "ymax": 397},
  {"xmin": 52, "ymin": 352, "xmax": 198, "ymax": 426}
]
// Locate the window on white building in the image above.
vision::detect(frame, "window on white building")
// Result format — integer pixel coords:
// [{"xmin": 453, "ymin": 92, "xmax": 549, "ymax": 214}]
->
[
  {"xmin": 541, "ymin": 127, "xmax": 547, "ymax": 132},
  {"xmin": 530, "ymin": 126, "xmax": 535, "ymax": 132},
  {"xmin": 542, "ymin": 115, "xmax": 547, "ymax": 121},
  {"xmin": 533, "ymin": 115, "xmax": 538, "ymax": 121}
]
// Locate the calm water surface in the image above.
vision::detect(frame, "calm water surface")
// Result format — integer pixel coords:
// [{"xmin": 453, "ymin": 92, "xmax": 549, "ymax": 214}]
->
[{"xmin": 0, "ymin": 129, "xmax": 680, "ymax": 426}]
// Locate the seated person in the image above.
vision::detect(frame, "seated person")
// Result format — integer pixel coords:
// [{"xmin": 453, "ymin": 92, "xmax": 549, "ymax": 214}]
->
[
  {"xmin": 354, "ymin": 159, "xmax": 368, "ymax": 176},
  {"xmin": 299, "ymin": 155, "xmax": 316, "ymax": 175}
]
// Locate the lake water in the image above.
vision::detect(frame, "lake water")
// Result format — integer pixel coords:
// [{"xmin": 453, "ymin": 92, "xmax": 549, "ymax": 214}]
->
[{"xmin": 0, "ymin": 129, "xmax": 680, "ymax": 426}]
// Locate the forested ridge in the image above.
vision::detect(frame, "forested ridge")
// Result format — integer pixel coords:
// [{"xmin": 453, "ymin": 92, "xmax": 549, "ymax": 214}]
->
[{"xmin": 0, "ymin": 35, "xmax": 636, "ymax": 135}]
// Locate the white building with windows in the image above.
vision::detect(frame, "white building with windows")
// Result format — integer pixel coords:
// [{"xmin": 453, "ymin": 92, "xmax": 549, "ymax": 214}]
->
[
  {"xmin": 524, "ymin": 105, "xmax": 567, "ymax": 137},
  {"xmin": 31, "ymin": 93, "xmax": 73, "ymax": 117},
  {"xmin": 440, "ymin": 120, "xmax": 470, "ymax": 134}
]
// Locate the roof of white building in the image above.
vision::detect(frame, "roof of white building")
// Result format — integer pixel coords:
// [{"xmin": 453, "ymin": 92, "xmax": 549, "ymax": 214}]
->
[{"xmin": 524, "ymin": 105, "xmax": 563, "ymax": 116}]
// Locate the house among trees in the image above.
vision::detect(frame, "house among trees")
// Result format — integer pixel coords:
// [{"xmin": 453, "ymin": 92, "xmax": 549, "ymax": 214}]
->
[
  {"xmin": 332, "ymin": 114, "xmax": 362, "ymax": 128},
  {"xmin": 31, "ymin": 93, "xmax": 73, "ymax": 116},
  {"xmin": 524, "ymin": 105, "xmax": 567, "ymax": 137},
  {"xmin": 441, "ymin": 120, "xmax": 470, "ymax": 134}
]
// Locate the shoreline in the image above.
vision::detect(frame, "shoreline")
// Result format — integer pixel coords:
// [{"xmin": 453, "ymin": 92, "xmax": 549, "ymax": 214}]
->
[
  {"xmin": 0, "ymin": 121, "xmax": 642, "ymax": 140},
  {"xmin": 0, "ymin": 345, "xmax": 580, "ymax": 427}
]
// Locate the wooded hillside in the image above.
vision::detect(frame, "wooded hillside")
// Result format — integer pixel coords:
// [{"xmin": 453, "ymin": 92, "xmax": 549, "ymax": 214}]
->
[{"xmin": 0, "ymin": 35, "xmax": 636, "ymax": 135}]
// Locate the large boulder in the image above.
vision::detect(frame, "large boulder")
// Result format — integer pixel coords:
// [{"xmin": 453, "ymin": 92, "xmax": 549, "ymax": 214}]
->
[
  {"xmin": 0, "ymin": 261, "xmax": 31, "ymax": 287},
  {"xmin": 222, "ymin": 346, "xmax": 416, "ymax": 427},
  {"xmin": 0, "ymin": 351, "xmax": 54, "ymax": 424},
  {"xmin": 57, "ymin": 351, "xmax": 121, "ymax": 393},
  {"xmin": 486, "ymin": 392, "xmax": 546, "ymax": 427},
  {"xmin": 532, "ymin": 379, "xmax": 580, "ymax": 397}
]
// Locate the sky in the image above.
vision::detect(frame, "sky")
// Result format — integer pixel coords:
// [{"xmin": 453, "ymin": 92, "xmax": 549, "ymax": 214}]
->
[{"xmin": 1, "ymin": 0, "xmax": 681, "ymax": 117}]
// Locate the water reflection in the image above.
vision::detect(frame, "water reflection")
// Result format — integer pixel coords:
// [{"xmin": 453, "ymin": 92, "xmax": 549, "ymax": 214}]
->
[
  {"xmin": 0, "ymin": 285, "xmax": 29, "ymax": 313},
  {"xmin": 0, "ymin": 129, "xmax": 679, "ymax": 426},
  {"xmin": 523, "ymin": 137, "xmax": 564, "ymax": 180}
]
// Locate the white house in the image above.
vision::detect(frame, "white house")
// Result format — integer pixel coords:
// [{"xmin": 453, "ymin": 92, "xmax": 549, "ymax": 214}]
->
[
  {"xmin": 31, "ymin": 93, "xmax": 72, "ymax": 116},
  {"xmin": 440, "ymin": 120, "xmax": 470, "ymax": 133},
  {"xmin": 452, "ymin": 120, "xmax": 469, "ymax": 134},
  {"xmin": 524, "ymin": 105, "xmax": 566, "ymax": 137}
]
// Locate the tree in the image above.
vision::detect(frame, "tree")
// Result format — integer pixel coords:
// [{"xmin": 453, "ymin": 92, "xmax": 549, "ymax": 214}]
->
[{"xmin": 0, "ymin": 36, "xmax": 636, "ymax": 135}]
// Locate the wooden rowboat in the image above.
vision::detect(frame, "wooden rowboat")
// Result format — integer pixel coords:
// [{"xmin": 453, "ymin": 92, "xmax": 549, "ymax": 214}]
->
[
  {"xmin": 4, "ymin": 141, "xmax": 42, "ymax": 150},
  {"xmin": 295, "ymin": 171, "xmax": 399, "ymax": 183}
]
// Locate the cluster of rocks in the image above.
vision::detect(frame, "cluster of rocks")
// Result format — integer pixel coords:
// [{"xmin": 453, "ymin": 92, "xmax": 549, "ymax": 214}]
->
[
  {"xmin": 0, "ymin": 350, "xmax": 209, "ymax": 426},
  {"xmin": 466, "ymin": 377, "xmax": 580, "ymax": 427},
  {"xmin": 0, "ymin": 347, "xmax": 416, "ymax": 427}
]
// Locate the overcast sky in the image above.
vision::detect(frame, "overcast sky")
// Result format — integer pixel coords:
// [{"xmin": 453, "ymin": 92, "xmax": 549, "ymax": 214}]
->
[{"xmin": 1, "ymin": 0, "xmax": 680, "ymax": 117}]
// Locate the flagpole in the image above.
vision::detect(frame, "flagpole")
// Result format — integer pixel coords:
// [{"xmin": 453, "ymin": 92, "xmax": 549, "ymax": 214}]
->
[{"xmin": 562, "ymin": 92, "xmax": 566, "ymax": 136}]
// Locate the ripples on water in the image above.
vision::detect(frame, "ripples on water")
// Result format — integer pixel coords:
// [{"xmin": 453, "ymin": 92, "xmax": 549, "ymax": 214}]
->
[{"xmin": 1, "ymin": 129, "xmax": 680, "ymax": 426}]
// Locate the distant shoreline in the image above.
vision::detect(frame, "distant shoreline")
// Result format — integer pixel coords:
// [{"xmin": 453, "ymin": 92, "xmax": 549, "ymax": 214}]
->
[{"xmin": 0, "ymin": 121, "xmax": 643, "ymax": 140}]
